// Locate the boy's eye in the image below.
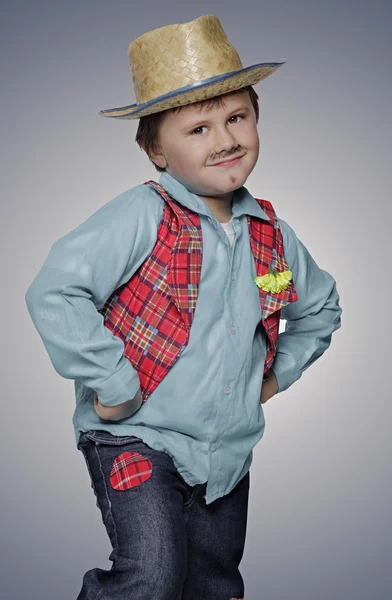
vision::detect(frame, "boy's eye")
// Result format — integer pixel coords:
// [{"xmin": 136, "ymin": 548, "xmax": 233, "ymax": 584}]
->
[
  {"xmin": 191, "ymin": 126, "xmax": 208, "ymax": 135},
  {"xmin": 228, "ymin": 114, "xmax": 244, "ymax": 124},
  {"xmin": 190, "ymin": 114, "xmax": 244, "ymax": 135}
]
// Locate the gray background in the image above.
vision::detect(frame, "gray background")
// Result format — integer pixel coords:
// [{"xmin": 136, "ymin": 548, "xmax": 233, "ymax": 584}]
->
[{"xmin": 1, "ymin": 1, "xmax": 391, "ymax": 598}]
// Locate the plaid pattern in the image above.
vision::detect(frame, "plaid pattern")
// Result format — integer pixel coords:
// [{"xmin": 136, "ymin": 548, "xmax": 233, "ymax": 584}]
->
[
  {"xmin": 246, "ymin": 204, "xmax": 298, "ymax": 372},
  {"xmin": 98, "ymin": 180, "xmax": 298, "ymax": 405},
  {"xmin": 109, "ymin": 451, "xmax": 153, "ymax": 490}
]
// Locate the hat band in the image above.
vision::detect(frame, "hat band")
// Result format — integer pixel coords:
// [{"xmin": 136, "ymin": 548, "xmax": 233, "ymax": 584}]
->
[{"xmin": 99, "ymin": 61, "xmax": 284, "ymax": 115}]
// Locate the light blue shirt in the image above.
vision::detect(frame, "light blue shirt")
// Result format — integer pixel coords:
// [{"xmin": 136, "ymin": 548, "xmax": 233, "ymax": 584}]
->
[{"xmin": 25, "ymin": 171, "xmax": 342, "ymax": 504}]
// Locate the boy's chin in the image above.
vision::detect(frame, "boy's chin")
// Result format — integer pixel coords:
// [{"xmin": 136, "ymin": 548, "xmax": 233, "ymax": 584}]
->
[{"xmin": 218, "ymin": 172, "xmax": 249, "ymax": 189}]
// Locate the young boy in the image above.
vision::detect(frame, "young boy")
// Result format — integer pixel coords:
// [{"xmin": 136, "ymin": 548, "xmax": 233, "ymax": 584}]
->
[{"xmin": 25, "ymin": 14, "xmax": 342, "ymax": 600}]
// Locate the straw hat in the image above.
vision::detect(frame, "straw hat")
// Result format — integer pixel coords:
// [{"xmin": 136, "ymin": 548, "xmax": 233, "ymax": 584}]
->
[{"xmin": 97, "ymin": 14, "xmax": 286, "ymax": 120}]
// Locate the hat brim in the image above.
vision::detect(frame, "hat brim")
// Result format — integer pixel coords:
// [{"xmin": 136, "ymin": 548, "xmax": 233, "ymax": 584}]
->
[{"xmin": 97, "ymin": 60, "xmax": 286, "ymax": 119}]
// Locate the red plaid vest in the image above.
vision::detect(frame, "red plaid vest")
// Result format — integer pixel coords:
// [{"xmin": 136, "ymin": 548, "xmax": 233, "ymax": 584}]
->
[{"xmin": 98, "ymin": 180, "xmax": 298, "ymax": 404}]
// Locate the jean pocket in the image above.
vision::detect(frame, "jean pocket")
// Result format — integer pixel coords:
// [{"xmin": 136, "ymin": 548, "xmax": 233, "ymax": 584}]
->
[
  {"xmin": 78, "ymin": 430, "xmax": 153, "ymax": 495},
  {"xmin": 80, "ymin": 429, "xmax": 143, "ymax": 446}
]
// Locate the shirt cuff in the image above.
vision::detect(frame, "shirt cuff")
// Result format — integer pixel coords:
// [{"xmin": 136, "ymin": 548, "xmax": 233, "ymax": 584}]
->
[
  {"xmin": 93, "ymin": 360, "xmax": 141, "ymax": 406},
  {"xmin": 271, "ymin": 355, "xmax": 302, "ymax": 394}
]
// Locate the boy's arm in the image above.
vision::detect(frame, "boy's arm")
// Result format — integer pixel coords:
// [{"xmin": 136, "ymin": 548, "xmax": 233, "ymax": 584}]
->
[
  {"xmin": 270, "ymin": 217, "xmax": 342, "ymax": 394},
  {"xmin": 25, "ymin": 185, "xmax": 163, "ymax": 408}
]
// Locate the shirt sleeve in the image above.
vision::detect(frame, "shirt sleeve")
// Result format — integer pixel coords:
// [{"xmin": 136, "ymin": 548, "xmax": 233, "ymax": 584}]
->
[
  {"xmin": 25, "ymin": 185, "xmax": 164, "ymax": 407},
  {"xmin": 270, "ymin": 217, "xmax": 343, "ymax": 393}
]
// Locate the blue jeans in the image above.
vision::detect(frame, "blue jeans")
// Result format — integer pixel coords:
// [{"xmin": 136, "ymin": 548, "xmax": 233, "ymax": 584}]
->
[{"xmin": 76, "ymin": 429, "xmax": 249, "ymax": 600}]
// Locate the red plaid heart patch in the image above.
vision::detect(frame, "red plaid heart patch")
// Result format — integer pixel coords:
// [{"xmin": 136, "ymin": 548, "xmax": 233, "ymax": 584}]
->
[{"xmin": 109, "ymin": 451, "xmax": 153, "ymax": 491}]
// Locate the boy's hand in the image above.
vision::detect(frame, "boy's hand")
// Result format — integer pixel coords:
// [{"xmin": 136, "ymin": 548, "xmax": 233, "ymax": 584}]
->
[
  {"xmin": 260, "ymin": 368, "xmax": 279, "ymax": 404},
  {"xmin": 93, "ymin": 393, "xmax": 139, "ymax": 421}
]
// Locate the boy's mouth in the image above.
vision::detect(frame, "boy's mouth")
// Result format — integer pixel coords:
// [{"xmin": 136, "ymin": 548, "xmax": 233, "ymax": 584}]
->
[{"xmin": 212, "ymin": 154, "xmax": 245, "ymax": 167}]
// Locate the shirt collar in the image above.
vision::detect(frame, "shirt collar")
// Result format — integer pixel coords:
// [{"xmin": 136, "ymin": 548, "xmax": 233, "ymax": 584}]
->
[{"xmin": 158, "ymin": 171, "xmax": 270, "ymax": 221}]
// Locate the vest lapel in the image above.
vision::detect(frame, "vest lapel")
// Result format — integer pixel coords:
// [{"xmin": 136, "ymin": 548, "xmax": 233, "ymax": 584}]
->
[
  {"xmin": 247, "ymin": 210, "xmax": 298, "ymax": 322},
  {"xmin": 146, "ymin": 181, "xmax": 203, "ymax": 332}
]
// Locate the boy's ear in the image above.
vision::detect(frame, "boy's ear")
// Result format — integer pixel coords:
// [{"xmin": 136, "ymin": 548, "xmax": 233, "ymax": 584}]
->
[
  {"xmin": 148, "ymin": 149, "xmax": 167, "ymax": 169},
  {"xmin": 138, "ymin": 141, "xmax": 167, "ymax": 169}
]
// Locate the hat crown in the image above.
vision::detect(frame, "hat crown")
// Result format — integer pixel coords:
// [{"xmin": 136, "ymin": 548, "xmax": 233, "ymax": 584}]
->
[{"xmin": 128, "ymin": 15, "xmax": 243, "ymax": 105}]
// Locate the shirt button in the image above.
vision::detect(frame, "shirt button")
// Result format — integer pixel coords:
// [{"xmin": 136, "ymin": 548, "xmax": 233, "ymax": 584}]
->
[
  {"xmin": 224, "ymin": 385, "xmax": 232, "ymax": 395},
  {"xmin": 211, "ymin": 443, "xmax": 217, "ymax": 452},
  {"xmin": 231, "ymin": 324, "xmax": 237, "ymax": 334}
]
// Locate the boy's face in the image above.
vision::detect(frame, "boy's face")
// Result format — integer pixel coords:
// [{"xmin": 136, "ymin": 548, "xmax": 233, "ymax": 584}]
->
[{"xmin": 149, "ymin": 90, "xmax": 259, "ymax": 201}]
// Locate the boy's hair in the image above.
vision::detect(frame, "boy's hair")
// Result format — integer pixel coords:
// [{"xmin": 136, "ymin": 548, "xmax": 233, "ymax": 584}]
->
[{"xmin": 135, "ymin": 85, "xmax": 259, "ymax": 173}]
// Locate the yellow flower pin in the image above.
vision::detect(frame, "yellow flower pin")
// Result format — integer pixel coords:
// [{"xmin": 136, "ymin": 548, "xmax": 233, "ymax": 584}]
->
[{"xmin": 254, "ymin": 265, "xmax": 293, "ymax": 294}]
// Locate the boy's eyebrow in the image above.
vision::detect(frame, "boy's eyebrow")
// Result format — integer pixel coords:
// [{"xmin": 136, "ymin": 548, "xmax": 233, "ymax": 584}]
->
[{"xmin": 181, "ymin": 105, "xmax": 251, "ymax": 131}]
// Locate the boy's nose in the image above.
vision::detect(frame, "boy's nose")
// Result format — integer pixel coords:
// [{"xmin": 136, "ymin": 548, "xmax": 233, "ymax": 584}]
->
[{"xmin": 212, "ymin": 127, "xmax": 238, "ymax": 153}]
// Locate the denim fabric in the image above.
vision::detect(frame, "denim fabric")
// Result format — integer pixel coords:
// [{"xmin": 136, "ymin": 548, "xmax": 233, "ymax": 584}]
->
[{"xmin": 76, "ymin": 429, "xmax": 248, "ymax": 600}]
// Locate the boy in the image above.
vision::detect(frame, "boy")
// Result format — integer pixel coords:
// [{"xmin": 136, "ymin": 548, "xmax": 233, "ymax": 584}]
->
[{"xmin": 25, "ymin": 14, "xmax": 342, "ymax": 600}]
